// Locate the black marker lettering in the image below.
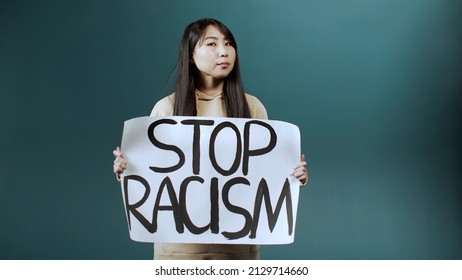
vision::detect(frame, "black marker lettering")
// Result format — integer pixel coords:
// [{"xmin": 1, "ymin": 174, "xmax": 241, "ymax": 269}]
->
[
  {"xmin": 209, "ymin": 121, "xmax": 242, "ymax": 176},
  {"xmin": 181, "ymin": 119, "xmax": 215, "ymax": 175},
  {"xmin": 179, "ymin": 176, "xmax": 210, "ymax": 234},
  {"xmin": 250, "ymin": 178, "xmax": 293, "ymax": 239},
  {"xmin": 221, "ymin": 177, "xmax": 253, "ymax": 240},
  {"xmin": 123, "ymin": 175, "xmax": 151, "ymax": 231},
  {"xmin": 210, "ymin": 177, "xmax": 219, "ymax": 234},
  {"xmin": 148, "ymin": 119, "xmax": 185, "ymax": 173},
  {"xmin": 152, "ymin": 176, "xmax": 184, "ymax": 233},
  {"xmin": 243, "ymin": 120, "xmax": 277, "ymax": 175}
]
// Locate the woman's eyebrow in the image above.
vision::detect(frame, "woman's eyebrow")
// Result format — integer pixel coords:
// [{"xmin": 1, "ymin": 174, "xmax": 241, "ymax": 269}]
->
[{"xmin": 203, "ymin": 36, "xmax": 228, "ymax": 41}]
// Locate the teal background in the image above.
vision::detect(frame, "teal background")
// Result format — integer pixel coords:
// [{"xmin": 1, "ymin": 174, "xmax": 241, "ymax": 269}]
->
[{"xmin": 1, "ymin": 0, "xmax": 461, "ymax": 259}]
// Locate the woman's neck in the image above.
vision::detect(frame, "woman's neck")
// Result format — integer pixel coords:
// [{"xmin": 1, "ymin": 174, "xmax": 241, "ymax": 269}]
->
[{"xmin": 196, "ymin": 77, "xmax": 224, "ymax": 96}]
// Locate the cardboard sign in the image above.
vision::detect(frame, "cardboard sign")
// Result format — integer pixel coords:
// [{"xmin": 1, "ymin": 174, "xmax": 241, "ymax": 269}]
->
[{"xmin": 120, "ymin": 116, "xmax": 301, "ymax": 244}]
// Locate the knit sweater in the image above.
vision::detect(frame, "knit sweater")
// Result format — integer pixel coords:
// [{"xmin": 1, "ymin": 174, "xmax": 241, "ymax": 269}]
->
[
  {"xmin": 150, "ymin": 89, "xmax": 267, "ymax": 119},
  {"xmin": 150, "ymin": 89, "xmax": 267, "ymax": 260}
]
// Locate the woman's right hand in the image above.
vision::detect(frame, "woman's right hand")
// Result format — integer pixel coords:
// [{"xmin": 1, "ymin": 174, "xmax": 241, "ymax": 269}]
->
[{"xmin": 113, "ymin": 147, "xmax": 127, "ymax": 181}]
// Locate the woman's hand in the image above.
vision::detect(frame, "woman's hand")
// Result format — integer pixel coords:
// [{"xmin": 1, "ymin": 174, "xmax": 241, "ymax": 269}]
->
[
  {"xmin": 291, "ymin": 154, "xmax": 308, "ymax": 186},
  {"xmin": 113, "ymin": 147, "xmax": 127, "ymax": 181}
]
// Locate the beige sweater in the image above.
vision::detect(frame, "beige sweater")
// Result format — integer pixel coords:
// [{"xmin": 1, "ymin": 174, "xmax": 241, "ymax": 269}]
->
[
  {"xmin": 150, "ymin": 89, "xmax": 267, "ymax": 260},
  {"xmin": 151, "ymin": 90, "xmax": 267, "ymax": 119}
]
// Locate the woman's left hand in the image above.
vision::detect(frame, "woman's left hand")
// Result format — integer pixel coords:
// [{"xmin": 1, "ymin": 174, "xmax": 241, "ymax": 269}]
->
[{"xmin": 291, "ymin": 154, "xmax": 308, "ymax": 186}]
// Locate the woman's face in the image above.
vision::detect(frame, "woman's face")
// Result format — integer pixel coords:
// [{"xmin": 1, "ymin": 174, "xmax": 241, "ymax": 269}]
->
[{"xmin": 192, "ymin": 25, "xmax": 236, "ymax": 82}]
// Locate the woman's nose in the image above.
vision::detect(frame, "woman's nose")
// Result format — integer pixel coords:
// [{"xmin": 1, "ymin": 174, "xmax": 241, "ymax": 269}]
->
[{"xmin": 218, "ymin": 44, "xmax": 228, "ymax": 57}]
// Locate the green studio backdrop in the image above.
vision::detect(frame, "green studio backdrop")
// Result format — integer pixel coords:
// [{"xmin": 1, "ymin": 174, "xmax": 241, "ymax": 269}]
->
[{"xmin": 0, "ymin": 0, "xmax": 461, "ymax": 259}]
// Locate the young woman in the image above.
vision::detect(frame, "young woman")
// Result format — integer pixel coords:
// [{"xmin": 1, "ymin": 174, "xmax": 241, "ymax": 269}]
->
[{"xmin": 113, "ymin": 18, "xmax": 308, "ymax": 260}]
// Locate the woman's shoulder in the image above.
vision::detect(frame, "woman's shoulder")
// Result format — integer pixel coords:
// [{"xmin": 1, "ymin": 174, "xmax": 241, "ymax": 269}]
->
[
  {"xmin": 150, "ymin": 93, "xmax": 175, "ymax": 116},
  {"xmin": 244, "ymin": 93, "xmax": 268, "ymax": 120}
]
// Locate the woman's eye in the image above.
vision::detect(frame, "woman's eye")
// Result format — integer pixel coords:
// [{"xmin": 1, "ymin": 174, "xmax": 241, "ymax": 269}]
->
[{"xmin": 207, "ymin": 42, "xmax": 216, "ymax": 46}]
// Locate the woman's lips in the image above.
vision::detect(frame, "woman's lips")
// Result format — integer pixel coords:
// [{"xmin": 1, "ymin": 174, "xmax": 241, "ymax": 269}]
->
[{"xmin": 217, "ymin": 62, "xmax": 230, "ymax": 68}]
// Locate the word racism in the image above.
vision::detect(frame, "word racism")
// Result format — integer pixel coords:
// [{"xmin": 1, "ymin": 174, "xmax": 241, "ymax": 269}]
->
[{"xmin": 120, "ymin": 116, "xmax": 301, "ymax": 244}]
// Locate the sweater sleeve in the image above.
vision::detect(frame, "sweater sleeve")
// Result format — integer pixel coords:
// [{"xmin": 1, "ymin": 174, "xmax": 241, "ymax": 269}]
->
[
  {"xmin": 151, "ymin": 93, "xmax": 267, "ymax": 119},
  {"xmin": 150, "ymin": 94, "xmax": 175, "ymax": 117},
  {"xmin": 245, "ymin": 94, "xmax": 268, "ymax": 120}
]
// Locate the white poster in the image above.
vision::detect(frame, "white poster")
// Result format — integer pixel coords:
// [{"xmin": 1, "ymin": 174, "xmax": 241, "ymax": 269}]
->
[{"xmin": 120, "ymin": 116, "xmax": 301, "ymax": 244}]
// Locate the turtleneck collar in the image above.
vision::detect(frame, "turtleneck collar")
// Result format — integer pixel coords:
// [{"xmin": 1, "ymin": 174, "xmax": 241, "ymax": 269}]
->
[{"xmin": 195, "ymin": 89, "xmax": 223, "ymax": 100}]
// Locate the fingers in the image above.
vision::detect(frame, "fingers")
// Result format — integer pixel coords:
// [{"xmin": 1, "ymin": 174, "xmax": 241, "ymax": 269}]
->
[
  {"xmin": 292, "ymin": 167, "xmax": 307, "ymax": 180},
  {"xmin": 295, "ymin": 174, "xmax": 307, "ymax": 185},
  {"xmin": 113, "ymin": 161, "xmax": 127, "ymax": 175},
  {"xmin": 113, "ymin": 147, "xmax": 127, "ymax": 179},
  {"xmin": 113, "ymin": 155, "xmax": 127, "ymax": 165},
  {"xmin": 292, "ymin": 160, "xmax": 307, "ymax": 170},
  {"xmin": 291, "ymin": 155, "xmax": 307, "ymax": 175},
  {"xmin": 113, "ymin": 158, "xmax": 127, "ymax": 169},
  {"xmin": 113, "ymin": 147, "xmax": 124, "ymax": 158},
  {"xmin": 292, "ymin": 153, "xmax": 308, "ymax": 186},
  {"xmin": 113, "ymin": 159, "xmax": 127, "ymax": 171}
]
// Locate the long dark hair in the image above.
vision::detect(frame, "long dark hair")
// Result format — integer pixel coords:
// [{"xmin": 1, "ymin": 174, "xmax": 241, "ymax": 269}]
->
[{"xmin": 173, "ymin": 18, "xmax": 250, "ymax": 118}]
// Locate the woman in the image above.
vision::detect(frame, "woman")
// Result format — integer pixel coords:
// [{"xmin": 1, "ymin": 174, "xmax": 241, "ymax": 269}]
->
[{"xmin": 113, "ymin": 18, "xmax": 308, "ymax": 260}]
